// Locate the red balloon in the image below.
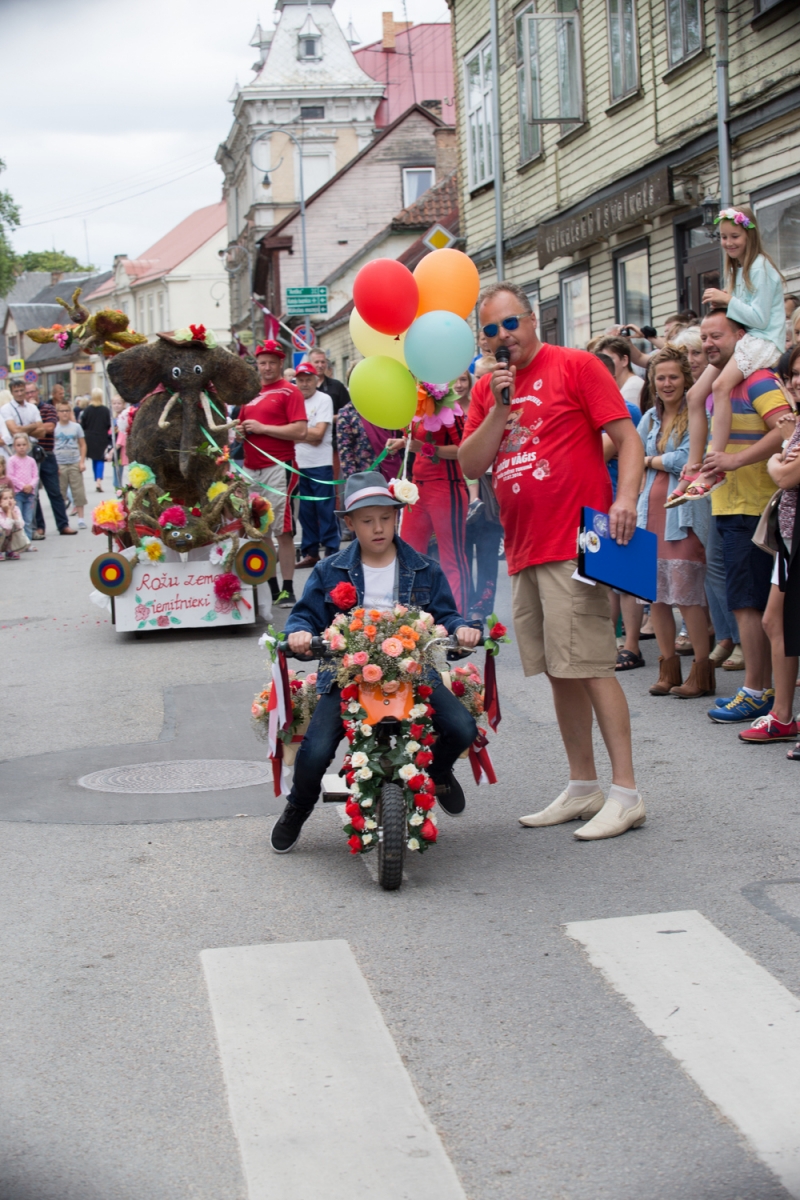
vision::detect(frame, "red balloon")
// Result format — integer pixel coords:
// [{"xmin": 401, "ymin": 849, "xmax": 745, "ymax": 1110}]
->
[{"xmin": 352, "ymin": 259, "xmax": 419, "ymax": 336}]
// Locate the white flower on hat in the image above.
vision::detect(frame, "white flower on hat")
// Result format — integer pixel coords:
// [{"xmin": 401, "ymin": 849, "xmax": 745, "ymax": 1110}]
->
[{"xmin": 389, "ymin": 478, "xmax": 419, "ymax": 505}]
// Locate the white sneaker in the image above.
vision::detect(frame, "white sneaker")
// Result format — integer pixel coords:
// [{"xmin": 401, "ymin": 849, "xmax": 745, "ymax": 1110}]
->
[
  {"xmin": 78, "ymin": 519, "xmax": 86, "ymax": 528},
  {"xmin": 519, "ymin": 788, "xmax": 604, "ymax": 827},
  {"xmin": 573, "ymin": 796, "xmax": 646, "ymax": 840}
]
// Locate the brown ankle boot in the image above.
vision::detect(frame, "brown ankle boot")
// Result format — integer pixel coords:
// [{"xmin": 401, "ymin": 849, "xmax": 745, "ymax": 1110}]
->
[
  {"xmin": 649, "ymin": 654, "xmax": 682, "ymax": 695},
  {"xmin": 669, "ymin": 657, "xmax": 715, "ymax": 698}
]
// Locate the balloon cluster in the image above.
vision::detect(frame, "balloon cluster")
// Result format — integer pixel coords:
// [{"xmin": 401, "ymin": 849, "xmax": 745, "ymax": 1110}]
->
[{"xmin": 347, "ymin": 250, "xmax": 480, "ymax": 431}]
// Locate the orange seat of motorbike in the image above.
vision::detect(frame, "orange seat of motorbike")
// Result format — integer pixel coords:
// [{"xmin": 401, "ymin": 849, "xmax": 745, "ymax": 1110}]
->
[{"xmin": 359, "ymin": 681, "xmax": 415, "ymax": 725}]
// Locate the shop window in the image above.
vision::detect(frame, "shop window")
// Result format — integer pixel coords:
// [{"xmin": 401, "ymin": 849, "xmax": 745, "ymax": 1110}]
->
[
  {"xmin": 515, "ymin": 4, "xmax": 541, "ymax": 164},
  {"xmin": 539, "ymin": 296, "xmax": 560, "ymax": 345},
  {"xmin": 607, "ymin": 0, "xmax": 638, "ymax": 101},
  {"xmin": 560, "ymin": 266, "xmax": 590, "ymax": 348},
  {"xmin": 666, "ymin": 0, "xmax": 703, "ymax": 68},
  {"xmin": 403, "ymin": 168, "xmax": 435, "ymax": 207},
  {"xmin": 520, "ymin": 5, "xmax": 584, "ymax": 134},
  {"xmin": 464, "ymin": 40, "xmax": 494, "ymax": 189},
  {"xmin": 754, "ymin": 186, "xmax": 800, "ymax": 276},
  {"xmin": 615, "ymin": 242, "xmax": 651, "ymax": 327}
]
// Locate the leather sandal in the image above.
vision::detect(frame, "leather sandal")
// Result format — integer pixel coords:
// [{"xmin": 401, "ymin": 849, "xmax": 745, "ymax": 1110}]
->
[
  {"xmin": 615, "ymin": 649, "xmax": 645, "ymax": 671},
  {"xmin": 683, "ymin": 471, "xmax": 726, "ymax": 500}
]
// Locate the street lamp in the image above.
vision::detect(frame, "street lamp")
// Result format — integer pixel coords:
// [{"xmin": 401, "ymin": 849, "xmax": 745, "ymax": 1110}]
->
[
  {"xmin": 701, "ymin": 194, "xmax": 720, "ymax": 237},
  {"xmin": 250, "ymin": 126, "xmax": 310, "ymax": 342}
]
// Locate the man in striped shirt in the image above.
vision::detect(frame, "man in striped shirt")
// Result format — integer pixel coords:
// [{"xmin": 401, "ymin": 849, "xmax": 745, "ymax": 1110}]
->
[{"xmin": 701, "ymin": 308, "xmax": 791, "ymax": 723}]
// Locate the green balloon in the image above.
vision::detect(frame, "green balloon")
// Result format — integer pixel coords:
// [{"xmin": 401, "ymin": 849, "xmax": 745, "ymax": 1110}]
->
[{"xmin": 349, "ymin": 355, "xmax": 418, "ymax": 430}]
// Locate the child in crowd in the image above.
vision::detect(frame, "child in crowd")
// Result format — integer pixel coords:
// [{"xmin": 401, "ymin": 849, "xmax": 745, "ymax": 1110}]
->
[
  {"xmin": 6, "ymin": 433, "xmax": 38, "ymax": 541},
  {"xmin": 0, "ymin": 486, "xmax": 29, "ymax": 559},
  {"xmin": 667, "ymin": 206, "xmax": 785, "ymax": 506},
  {"xmin": 54, "ymin": 402, "xmax": 87, "ymax": 528},
  {"xmin": 273, "ymin": 470, "xmax": 481, "ymax": 854}
]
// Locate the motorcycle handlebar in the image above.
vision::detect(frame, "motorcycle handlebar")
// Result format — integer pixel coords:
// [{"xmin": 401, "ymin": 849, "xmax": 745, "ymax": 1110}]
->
[{"xmin": 278, "ymin": 632, "xmax": 485, "ymax": 661}]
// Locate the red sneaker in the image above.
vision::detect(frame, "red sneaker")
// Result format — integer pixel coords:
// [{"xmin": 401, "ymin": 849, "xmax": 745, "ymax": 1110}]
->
[{"xmin": 739, "ymin": 713, "xmax": 798, "ymax": 743}]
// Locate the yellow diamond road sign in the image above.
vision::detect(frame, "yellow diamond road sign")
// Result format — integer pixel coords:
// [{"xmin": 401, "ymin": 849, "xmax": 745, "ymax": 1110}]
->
[{"xmin": 422, "ymin": 224, "xmax": 456, "ymax": 252}]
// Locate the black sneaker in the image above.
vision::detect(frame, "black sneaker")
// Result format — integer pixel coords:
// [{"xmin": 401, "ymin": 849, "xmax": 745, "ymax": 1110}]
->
[
  {"xmin": 270, "ymin": 803, "xmax": 311, "ymax": 852},
  {"xmin": 433, "ymin": 772, "xmax": 466, "ymax": 817},
  {"xmin": 277, "ymin": 589, "xmax": 296, "ymax": 609}
]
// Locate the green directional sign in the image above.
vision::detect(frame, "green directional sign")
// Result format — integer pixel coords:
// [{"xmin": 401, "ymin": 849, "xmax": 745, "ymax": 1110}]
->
[{"xmin": 286, "ymin": 286, "xmax": 328, "ymax": 315}]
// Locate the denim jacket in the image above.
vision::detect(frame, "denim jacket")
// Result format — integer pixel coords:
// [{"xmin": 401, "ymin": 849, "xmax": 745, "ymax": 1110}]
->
[
  {"xmin": 284, "ymin": 536, "xmax": 467, "ymax": 693},
  {"xmin": 636, "ymin": 407, "xmax": 703, "ymax": 542}
]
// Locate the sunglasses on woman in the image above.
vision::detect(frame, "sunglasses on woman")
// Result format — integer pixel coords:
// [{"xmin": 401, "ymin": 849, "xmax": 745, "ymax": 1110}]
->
[{"xmin": 480, "ymin": 313, "xmax": 530, "ymax": 338}]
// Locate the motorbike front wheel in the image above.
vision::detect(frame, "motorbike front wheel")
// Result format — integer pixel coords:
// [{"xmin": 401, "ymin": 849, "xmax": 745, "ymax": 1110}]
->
[{"xmin": 377, "ymin": 781, "xmax": 405, "ymax": 891}]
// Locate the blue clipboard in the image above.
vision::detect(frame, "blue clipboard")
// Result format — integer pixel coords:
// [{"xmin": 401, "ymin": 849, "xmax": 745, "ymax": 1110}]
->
[{"xmin": 578, "ymin": 507, "xmax": 657, "ymax": 602}]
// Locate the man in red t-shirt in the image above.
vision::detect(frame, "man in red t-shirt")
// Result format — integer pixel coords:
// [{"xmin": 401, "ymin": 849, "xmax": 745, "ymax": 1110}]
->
[
  {"xmin": 460, "ymin": 283, "xmax": 645, "ymax": 841},
  {"xmin": 236, "ymin": 341, "xmax": 307, "ymax": 606}
]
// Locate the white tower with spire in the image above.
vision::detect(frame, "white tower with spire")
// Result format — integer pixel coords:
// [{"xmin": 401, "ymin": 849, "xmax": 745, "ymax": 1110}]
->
[{"xmin": 215, "ymin": 0, "xmax": 385, "ymax": 338}]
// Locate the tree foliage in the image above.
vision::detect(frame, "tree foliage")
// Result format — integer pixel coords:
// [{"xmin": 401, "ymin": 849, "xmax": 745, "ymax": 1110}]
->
[
  {"xmin": 0, "ymin": 159, "xmax": 21, "ymax": 299},
  {"xmin": 13, "ymin": 249, "xmax": 95, "ymax": 274}
]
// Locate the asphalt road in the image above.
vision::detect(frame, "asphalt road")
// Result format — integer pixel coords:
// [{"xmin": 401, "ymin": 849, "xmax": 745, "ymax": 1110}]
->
[{"xmin": 2, "ymin": 481, "xmax": 799, "ymax": 1200}]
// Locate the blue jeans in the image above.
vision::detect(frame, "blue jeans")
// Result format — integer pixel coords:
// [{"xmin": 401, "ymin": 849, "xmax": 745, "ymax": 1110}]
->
[
  {"xmin": 37, "ymin": 453, "xmax": 70, "ymax": 533},
  {"xmin": 705, "ymin": 511, "xmax": 739, "ymax": 643},
  {"xmin": 466, "ymin": 511, "xmax": 503, "ymax": 617},
  {"xmin": 297, "ymin": 466, "xmax": 339, "ymax": 557},
  {"xmin": 15, "ymin": 491, "xmax": 35, "ymax": 539},
  {"xmin": 287, "ymin": 682, "xmax": 478, "ymax": 812}
]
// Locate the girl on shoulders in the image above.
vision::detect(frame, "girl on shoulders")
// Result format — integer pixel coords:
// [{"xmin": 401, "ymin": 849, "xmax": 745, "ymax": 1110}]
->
[{"xmin": 667, "ymin": 206, "xmax": 784, "ymax": 506}]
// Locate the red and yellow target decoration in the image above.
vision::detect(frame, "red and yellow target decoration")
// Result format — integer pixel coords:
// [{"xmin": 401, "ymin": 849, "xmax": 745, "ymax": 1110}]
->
[
  {"xmin": 90, "ymin": 552, "xmax": 134, "ymax": 596},
  {"xmin": 234, "ymin": 540, "xmax": 276, "ymax": 586}
]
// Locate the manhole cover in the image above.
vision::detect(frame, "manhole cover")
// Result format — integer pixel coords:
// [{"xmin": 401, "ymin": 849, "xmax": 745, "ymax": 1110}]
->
[{"xmin": 78, "ymin": 759, "xmax": 272, "ymax": 794}]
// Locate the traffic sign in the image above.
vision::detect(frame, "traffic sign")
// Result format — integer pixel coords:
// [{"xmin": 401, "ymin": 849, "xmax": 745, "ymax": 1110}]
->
[
  {"xmin": 291, "ymin": 324, "xmax": 316, "ymax": 351},
  {"xmin": 23, "ymin": 369, "xmax": 38, "ymax": 382},
  {"xmin": 0, "ymin": 366, "xmax": 8, "ymax": 379},
  {"xmin": 286, "ymin": 286, "xmax": 328, "ymax": 315},
  {"xmin": 9, "ymin": 357, "xmax": 24, "ymax": 375},
  {"xmin": 423, "ymin": 223, "xmax": 457, "ymax": 252}
]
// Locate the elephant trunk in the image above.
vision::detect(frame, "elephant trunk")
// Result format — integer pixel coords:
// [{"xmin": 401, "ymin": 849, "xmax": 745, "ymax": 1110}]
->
[{"xmin": 179, "ymin": 393, "xmax": 200, "ymax": 478}]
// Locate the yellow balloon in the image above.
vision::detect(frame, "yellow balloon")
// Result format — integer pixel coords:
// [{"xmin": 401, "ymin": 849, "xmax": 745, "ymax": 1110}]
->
[
  {"xmin": 349, "ymin": 356, "xmax": 418, "ymax": 430},
  {"xmin": 350, "ymin": 307, "xmax": 407, "ymax": 365}
]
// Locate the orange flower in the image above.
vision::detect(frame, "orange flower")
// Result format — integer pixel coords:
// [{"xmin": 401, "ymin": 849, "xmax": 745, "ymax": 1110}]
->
[
  {"xmin": 353, "ymin": 607, "xmax": 365, "ymax": 619},
  {"xmin": 400, "ymin": 638, "xmax": 416, "ymax": 650},
  {"xmin": 398, "ymin": 625, "xmax": 419, "ymax": 641},
  {"xmin": 349, "ymin": 618, "xmax": 363, "ymax": 631},
  {"xmin": 369, "ymin": 609, "xmax": 382, "ymax": 620},
  {"xmin": 364, "ymin": 625, "xmax": 377, "ymax": 641}
]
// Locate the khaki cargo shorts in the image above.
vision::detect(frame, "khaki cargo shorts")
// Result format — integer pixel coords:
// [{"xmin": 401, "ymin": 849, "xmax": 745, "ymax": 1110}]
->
[
  {"xmin": 58, "ymin": 462, "xmax": 87, "ymax": 508},
  {"xmin": 511, "ymin": 557, "xmax": 617, "ymax": 679}
]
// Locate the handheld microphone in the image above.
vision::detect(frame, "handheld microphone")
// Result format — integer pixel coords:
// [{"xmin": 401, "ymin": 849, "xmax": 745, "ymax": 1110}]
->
[{"xmin": 496, "ymin": 346, "xmax": 511, "ymax": 405}]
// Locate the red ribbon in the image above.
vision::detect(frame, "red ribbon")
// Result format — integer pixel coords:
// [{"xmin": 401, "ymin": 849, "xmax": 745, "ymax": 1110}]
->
[
  {"xmin": 271, "ymin": 740, "xmax": 283, "ymax": 797},
  {"xmin": 483, "ymin": 649, "xmax": 501, "ymax": 732},
  {"xmin": 277, "ymin": 649, "xmax": 294, "ymax": 733},
  {"xmin": 468, "ymin": 731, "xmax": 497, "ymax": 785}
]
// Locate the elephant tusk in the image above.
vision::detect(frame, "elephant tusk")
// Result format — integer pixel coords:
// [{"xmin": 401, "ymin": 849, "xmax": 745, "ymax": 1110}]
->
[
  {"xmin": 158, "ymin": 392, "xmax": 180, "ymax": 428},
  {"xmin": 201, "ymin": 392, "xmax": 234, "ymax": 432}
]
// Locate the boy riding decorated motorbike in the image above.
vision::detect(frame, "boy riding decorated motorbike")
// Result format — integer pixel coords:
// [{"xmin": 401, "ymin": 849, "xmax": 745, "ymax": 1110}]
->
[{"xmin": 271, "ymin": 470, "xmax": 484, "ymax": 858}]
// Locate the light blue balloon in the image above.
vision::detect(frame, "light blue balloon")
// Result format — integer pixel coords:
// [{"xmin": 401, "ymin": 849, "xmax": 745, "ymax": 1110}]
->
[{"xmin": 403, "ymin": 310, "xmax": 476, "ymax": 385}]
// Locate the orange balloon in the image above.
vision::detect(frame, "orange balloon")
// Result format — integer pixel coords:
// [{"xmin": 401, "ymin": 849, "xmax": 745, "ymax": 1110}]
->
[{"xmin": 413, "ymin": 249, "xmax": 481, "ymax": 319}]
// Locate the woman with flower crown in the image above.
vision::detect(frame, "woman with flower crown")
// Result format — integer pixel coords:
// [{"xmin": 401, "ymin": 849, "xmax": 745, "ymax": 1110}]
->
[{"xmin": 385, "ymin": 381, "xmax": 472, "ymax": 614}]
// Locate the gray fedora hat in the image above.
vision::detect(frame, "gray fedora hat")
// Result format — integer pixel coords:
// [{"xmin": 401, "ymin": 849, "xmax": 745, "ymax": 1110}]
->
[{"xmin": 336, "ymin": 470, "xmax": 403, "ymax": 516}]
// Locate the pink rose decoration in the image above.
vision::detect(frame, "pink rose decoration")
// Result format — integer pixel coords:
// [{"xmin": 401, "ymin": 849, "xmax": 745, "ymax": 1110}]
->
[
  {"xmin": 251, "ymin": 702, "xmax": 262, "ymax": 717},
  {"xmin": 362, "ymin": 663, "xmax": 383, "ymax": 683},
  {"xmin": 156, "ymin": 614, "xmax": 170, "ymax": 627},
  {"xmin": 353, "ymin": 651, "xmax": 369, "ymax": 666},
  {"xmin": 135, "ymin": 604, "xmax": 149, "ymax": 621},
  {"xmin": 381, "ymin": 637, "xmax": 403, "ymax": 657},
  {"xmin": 381, "ymin": 679, "xmax": 400, "ymax": 693},
  {"xmin": 305, "ymin": 673, "xmax": 317, "ymax": 685},
  {"xmin": 328, "ymin": 631, "xmax": 346, "ymax": 651},
  {"xmin": 342, "ymin": 653, "xmax": 352, "ymax": 668},
  {"xmin": 401, "ymin": 657, "xmax": 421, "ymax": 674}
]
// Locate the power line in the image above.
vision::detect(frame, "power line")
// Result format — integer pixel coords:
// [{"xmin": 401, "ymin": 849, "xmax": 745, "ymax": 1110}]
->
[{"xmin": 18, "ymin": 162, "xmax": 218, "ymax": 228}]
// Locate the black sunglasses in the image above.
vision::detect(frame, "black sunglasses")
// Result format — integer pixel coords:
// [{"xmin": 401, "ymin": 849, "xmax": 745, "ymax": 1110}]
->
[{"xmin": 481, "ymin": 313, "xmax": 530, "ymax": 338}]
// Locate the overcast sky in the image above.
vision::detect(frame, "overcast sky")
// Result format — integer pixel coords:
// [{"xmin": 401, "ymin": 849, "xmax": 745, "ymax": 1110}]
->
[{"xmin": 1, "ymin": 0, "xmax": 449, "ymax": 272}]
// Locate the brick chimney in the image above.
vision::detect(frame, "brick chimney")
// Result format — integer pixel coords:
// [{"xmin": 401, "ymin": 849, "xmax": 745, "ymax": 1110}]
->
[
  {"xmin": 434, "ymin": 127, "xmax": 457, "ymax": 177},
  {"xmin": 382, "ymin": 12, "xmax": 395, "ymax": 50}
]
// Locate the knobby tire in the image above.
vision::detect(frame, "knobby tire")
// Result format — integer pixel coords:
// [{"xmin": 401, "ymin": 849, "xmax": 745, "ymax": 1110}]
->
[{"xmin": 377, "ymin": 781, "xmax": 405, "ymax": 891}]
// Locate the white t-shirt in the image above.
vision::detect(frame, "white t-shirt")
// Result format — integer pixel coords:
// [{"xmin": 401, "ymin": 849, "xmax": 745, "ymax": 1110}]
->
[
  {"xmin": 294, "ymin": 390, "xmax": 333, "ymax": 470},
  {"xmin": 363, "ymin": 558, "xmax": 397, "ymax": 610},
  {"xmin": 1, "ymin": 399, "xmax": 40, "ymax": 431},
  {"xmin": 620, "ymin": 374, "xmax": 644, "ymax": 409}
]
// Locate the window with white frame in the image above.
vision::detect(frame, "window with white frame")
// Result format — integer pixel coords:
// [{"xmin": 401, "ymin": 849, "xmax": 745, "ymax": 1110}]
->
[
  {"xmin": 615, "ymin": 243, "xmax": 651, "ymax": 327},
  {"xmin": 137, "ymin": 295, "xmax": 145, "ymax": 333},
  {"xmin": 157, "ymin": 291, "xmax": 166, "ymax": 330},
  {"xmin": 607, "ymin": 0, "xmax": 638, "ymax": 100},
  {"xmin": 754, "ymin": 186, "xmax": 800, "ymax": 277},
  {"xmin": 520, "ymin": 6, "xmax": 584, "ymax": 132},
  {"xmin": 515, "ymin": 4, "xmax": 541, "ymax": 164},
  {"xmin": 666, "ymin": 0, "xmax": 703, "ymax": 68},
  {"xmin": 560, "ymin": 266, "xmax": 590, "ymax": 348},
  {"xmin": 147, "ymin": 293, "xmax": 155, "ymax": 335},
  {"xmin": 464, "ymin": 40, "xmax": 494, "ymax": 189},
  {"xmin": 403, "ymin": 168, "xmax": 435, "ymax": 207}
]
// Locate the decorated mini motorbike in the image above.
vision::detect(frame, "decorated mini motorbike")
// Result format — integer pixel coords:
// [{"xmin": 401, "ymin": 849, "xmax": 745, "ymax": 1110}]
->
[{"xmin": 253, "ymin": 604, "xmax": 509, "ymax": 890}]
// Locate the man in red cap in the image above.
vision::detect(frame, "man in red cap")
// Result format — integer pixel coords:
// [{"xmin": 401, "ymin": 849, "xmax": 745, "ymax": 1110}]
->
[{"xmin": 236, "ymin": 340, "xmax": 307, "ymax": 607}]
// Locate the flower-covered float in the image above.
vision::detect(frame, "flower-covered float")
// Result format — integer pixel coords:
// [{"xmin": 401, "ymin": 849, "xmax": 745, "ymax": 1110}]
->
[
  {"xmin": 253, "ymin": 597, "xmax": 509, "ymax": 888},
  {"xmin": 87, "ymin": 323, "xmax": 278, "ymax": 631}
]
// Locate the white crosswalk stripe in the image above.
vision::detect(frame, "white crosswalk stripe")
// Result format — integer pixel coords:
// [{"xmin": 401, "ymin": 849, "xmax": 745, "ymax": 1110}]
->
[
  {"xmin": 566, "ymin": 909, "xmax": 800, "ymax": 1199},
  {"xmin": 201, "ymin": 939, "xmax": 466, "ymax": 1200}
]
